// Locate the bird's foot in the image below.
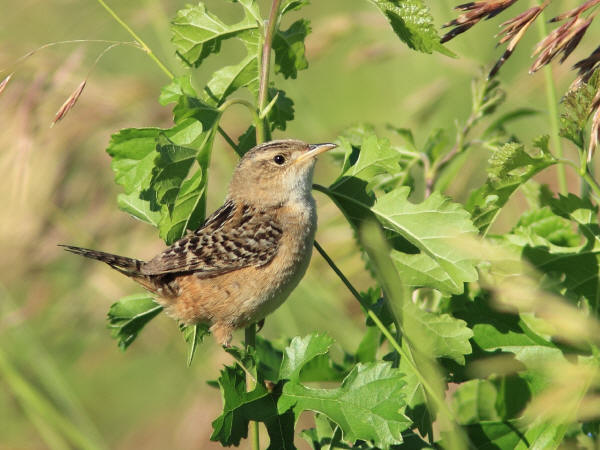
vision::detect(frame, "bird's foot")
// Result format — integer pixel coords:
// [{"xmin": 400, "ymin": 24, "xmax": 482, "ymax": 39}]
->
[
  {"xmin": 256, "ymin": 318, "xmax": 265, "ymax": 333},
  {"xmin": 210, "ymin": 322, "xmax": 233, "ymax": 347}
]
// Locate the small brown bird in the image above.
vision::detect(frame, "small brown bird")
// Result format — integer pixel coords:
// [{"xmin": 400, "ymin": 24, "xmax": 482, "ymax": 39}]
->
[{"xmin": 61, "ymin": 140, "xmax": 336, "ymax": 346}]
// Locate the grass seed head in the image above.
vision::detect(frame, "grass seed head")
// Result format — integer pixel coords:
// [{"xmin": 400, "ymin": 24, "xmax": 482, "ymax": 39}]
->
[
  {"xmin": 442, "ymin": 0, "xmax": 520, "ymax": 43},
  {"xmin": 51, "ymin": 80, "xmax": 86, "ymax": 127},
  {"xmin": 0, "ymin": 73, "xmax": 13, "ymax": 96},
  {"xmin": 489, "ymin": 3, "xmax": 547, "ymax": 78}
]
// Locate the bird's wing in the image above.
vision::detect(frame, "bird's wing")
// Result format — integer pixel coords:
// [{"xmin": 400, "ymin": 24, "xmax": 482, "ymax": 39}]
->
[{"xmin": 141, "ymin": 202, "xmax": 283, "ymax": 276}]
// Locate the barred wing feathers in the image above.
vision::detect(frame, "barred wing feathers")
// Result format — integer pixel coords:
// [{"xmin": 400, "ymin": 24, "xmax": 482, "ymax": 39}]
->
[{"xmin": 141, "ymin": 201, "xmax": 283, "ymax": 276}]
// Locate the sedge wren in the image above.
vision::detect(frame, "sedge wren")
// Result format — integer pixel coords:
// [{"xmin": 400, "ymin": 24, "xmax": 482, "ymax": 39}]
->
[{"xmin": 62, "ymin": 140, "xmax": 336, "ymax": 346}]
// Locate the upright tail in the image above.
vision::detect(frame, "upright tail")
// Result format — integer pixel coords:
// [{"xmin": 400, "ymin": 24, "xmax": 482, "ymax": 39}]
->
[{"xmin": 59, "ymin": 245, "xmax": 144, "ymax": 275}]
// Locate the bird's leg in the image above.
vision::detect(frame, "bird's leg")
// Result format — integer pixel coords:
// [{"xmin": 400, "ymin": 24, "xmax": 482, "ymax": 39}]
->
[
  {"xmin": 210, "ymin": 322, "xmax": 234, "ymax": 347},
  {"xmin": 256, "ymin": 318, "xmax": 265, "ymax": 333}
]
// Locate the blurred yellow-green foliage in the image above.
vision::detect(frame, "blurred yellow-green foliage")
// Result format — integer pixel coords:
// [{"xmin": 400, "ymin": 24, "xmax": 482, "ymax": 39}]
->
[{"xmin": 0, "ymin": 0, "xmax": 594, "ymax": 448}]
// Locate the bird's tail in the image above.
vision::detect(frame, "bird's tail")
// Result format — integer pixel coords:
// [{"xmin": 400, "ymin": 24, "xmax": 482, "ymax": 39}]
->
[{"xmin": 59, "ymin": 245, "xmax": 144, "ymax": 275}]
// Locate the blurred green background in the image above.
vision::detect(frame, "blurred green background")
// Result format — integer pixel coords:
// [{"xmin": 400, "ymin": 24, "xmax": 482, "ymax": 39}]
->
[{"xmin": 0, "ymin": 0, "xmax": 593, "ymax": 448}]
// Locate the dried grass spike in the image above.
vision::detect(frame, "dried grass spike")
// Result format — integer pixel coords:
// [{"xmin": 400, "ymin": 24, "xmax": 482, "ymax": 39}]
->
[
  {"xmin": 51, "ymin": 80, "xmax": 86, "ymax": 127},
  {"xmin": 571, "ymin": 46, "xmax": 600, "ymax": 90},
  {"xmin": 489, "ymin": 3, "xmax": 547, "ymax": 78},
  {"xmin": 550, "ymin": 0, "xmax": 600, "ymax": 22},
  {"xmin": 0, "ymin": 73, "xmax": 13, "ymax": 96},
  {"xmin": 530, "ymin": 16, "xmax": 592, "ymax": 73},
  {"xmin": 442, "ymin": 0, "xmax": 520, "ymax": 43}
]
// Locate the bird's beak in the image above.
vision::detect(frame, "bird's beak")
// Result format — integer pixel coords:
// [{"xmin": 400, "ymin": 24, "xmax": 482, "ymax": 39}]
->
[{"xmin": 295, "ymin": 143, "xmax": 337, "ymax": 164}]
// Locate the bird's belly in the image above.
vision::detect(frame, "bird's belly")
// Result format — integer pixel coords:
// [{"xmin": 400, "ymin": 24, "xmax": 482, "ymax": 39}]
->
[{"xmin": 162, "ymin": 209, "xmax": 316, "ymax": 329}]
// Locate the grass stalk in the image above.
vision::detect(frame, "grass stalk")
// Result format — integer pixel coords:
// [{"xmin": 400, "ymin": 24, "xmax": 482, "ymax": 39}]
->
[
  {"xmin": 535, "ymin": 2, "xmax": 568, "ymax": 195},
  {"xmin": 95, "ymin": 0, "xmax": 174, "ymax": 80}
]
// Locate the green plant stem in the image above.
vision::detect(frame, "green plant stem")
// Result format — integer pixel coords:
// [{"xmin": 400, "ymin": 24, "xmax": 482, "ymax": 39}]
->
[
  {"xmin": 256, "ymin": 0, "xmax": 281, "ymax": 143},
  {"xmin": 312, "ymin": 241, "xmax": 454, "ymax": 422},
  {"xmin": 535, "ymin": 3, "xmax": 567, "ymax": 195},
  {"xmin": 95, "ymin": 0, "xmax": 242, "ymax": 159},
  {"xmin": 558, "ymin": 158, "xmax": 600, "ymax": 199},
  {"xmin": 95, "ymin": 0, "xmax": 174, "ymax": 80},
  {"xmin": 244, "ymin": 324, "xmax": 260, "ymax": 450}
]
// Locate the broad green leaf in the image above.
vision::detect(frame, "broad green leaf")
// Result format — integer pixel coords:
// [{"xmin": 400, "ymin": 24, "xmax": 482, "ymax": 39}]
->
[
  {"xmin": 203, "ymin": 54, "xmax": 259, "ymax": 106},
  {"xmin": 116, "ymin": 192, "xmax": 161, "ymax": 227},
  {"xmin": 106, "ymin": 118, "xmax": 209, "ymax": 229},
  {"xmin": 158, "ymin": 169, "xmax": 207, "ymax": 245},
  {"xmin": 467, "ymin": 140, "xmax": 556, "ymax": 233},
  {"xmin": 279, "ymin": 334, "xmax": 335, "ymax": 382},
  {"xmin": 107, "ymin": 128, "xmax": 160, "ymax": 193},
  {"xmin": 509, "ymin": 190, "xmax": 600, "ymax": 310},
  {"xmin": 324, "ymin": 135, "xmax": 405, "ymax": 230},
  {"xmin": 403, "ymin": 303, "xmax": 473, "ymax": 365},
  {"xmin": 272, "ymin": 19, "xmax": 311, "ymax": 79},
  {"xmin": 159, "ymin": 75, "xmax": 197, "ymax": 106},
  {"xmin": 152, "ymin": 136, "xmax": 198, "ymax": 205},
  {"xmin": 366, "ymin": 0, "xmax": 453, "ymax": 56},
  {"xmin": 512, "ymin": 207, "xmax": 581, "ymax": 248},
  {"xmin": 107, "ymin": 294, "xmax": 163, "ymax": 350},
  {"xmin": 171, "ymin": 3, "xmax": 258, "ymax": 67},
  {"xmin": 211, "ymin": 365, "xmax": 295, "ymax": 449},
  {"xmin": 373, "ymin": 188, "xmax": 479, "ymax": 294},
  {"xmin": 451, "ymin": 380, "xmax": 501, "ymax": 425},
  {"xmin": 278, "ymin": 362, "xmax": 410, "ymax": 448}
]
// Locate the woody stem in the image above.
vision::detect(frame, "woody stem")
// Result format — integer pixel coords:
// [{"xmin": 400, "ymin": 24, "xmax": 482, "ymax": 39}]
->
[{"xmin": 256, "ymin": 0, "xmax": 281, "ymax": 143}]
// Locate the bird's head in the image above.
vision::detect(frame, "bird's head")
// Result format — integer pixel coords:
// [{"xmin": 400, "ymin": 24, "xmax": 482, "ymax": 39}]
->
[{"xmin": 228, "ymin": 139, "xmax": 336, "ymax": 207}]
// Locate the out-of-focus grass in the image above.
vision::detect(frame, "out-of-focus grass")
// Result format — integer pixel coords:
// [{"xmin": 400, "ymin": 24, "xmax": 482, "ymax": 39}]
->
[{"xmin": 0, "ymin": 0, "xmax": 590, "ymax": 448}]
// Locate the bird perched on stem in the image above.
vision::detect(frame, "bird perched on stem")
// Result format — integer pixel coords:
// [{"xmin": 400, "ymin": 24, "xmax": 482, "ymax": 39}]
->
[{"xmin": 61, "ymin": 140, "xmax": 336, "ymax": 346}]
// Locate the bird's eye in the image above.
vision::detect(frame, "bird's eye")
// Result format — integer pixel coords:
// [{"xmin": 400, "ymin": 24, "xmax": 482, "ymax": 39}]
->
[{"xmin": 273, "ymin": 154, "xmax": 286, "ymax": 165}]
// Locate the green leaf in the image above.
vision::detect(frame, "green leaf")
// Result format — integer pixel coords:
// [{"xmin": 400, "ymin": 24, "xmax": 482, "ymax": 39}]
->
[
  {"xmin": 325, "ymin": 134, "xmax": 405, "ymax": 230},
  {"xmin": 560, "ymin": 70, "xmax": 600, "ymax": 149},
  {"xmin": 107, "ymin": 294, "xmax": 162, "ymax": 350},
  {"xmin": 211, "ymin": 365, "xmax": 295, "ymax": 449},
  {"xmin": 366, "ymin": 0, "xmax": 453, "ymax": 56},
  {"xmin": 373, "ymin": 188, "xmax": 479, "ymax": 294},
  {"xmin": 116, "ymin": 192, "xmax": 161, "ymax": 226},
  {"xmin": 441, "ymin": 420, "xmax": 528, "ymax": 449},
  {"xmin": 451, "ymin": 380, "xmax": 501, "ymax": 425},
  {"xmin": 467, "ymin": 140, "xmax": 556, "ymax": 233},
  {"xmin": 180, "ymin": 323, "xmax": 210, "ymax": 366},
  {"xmin": 272, "ymin": 19, "xmax": 311, "ymax": 79},
  {"xmin": 280, "ymin": 0, "xmax": 310, "ymax": 15},
  {"xmin": 159, "ymin": 75, "xmax": 197, "ymax": 106},
  {"xmin": 106, "ymin": 128, "xmax": 161, "ymax": 224},
  {"xmin": 278, "ymin": 362, "xmax": 410, "ymax": 448},
  {"xmin": 279, "ymin": 334, "xmax": 335, "ymax": 382},
  {"xmin": 267, "ymin": 88, "xmax": 295, "ymax": 131},
  {"xmin": 512, "ymin": 190, "xmax": 600, "ymax": 309},
  {"xmin": 171, "ymin": 3, "xmax": 259, "ymax": 67},
  {"xmin": 203, "ymin": 54, "xmax": 260, "ymax": 106},
  {"xmin": 403, "ymin": 303, "xmax": 473, "ymax": 365}
]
